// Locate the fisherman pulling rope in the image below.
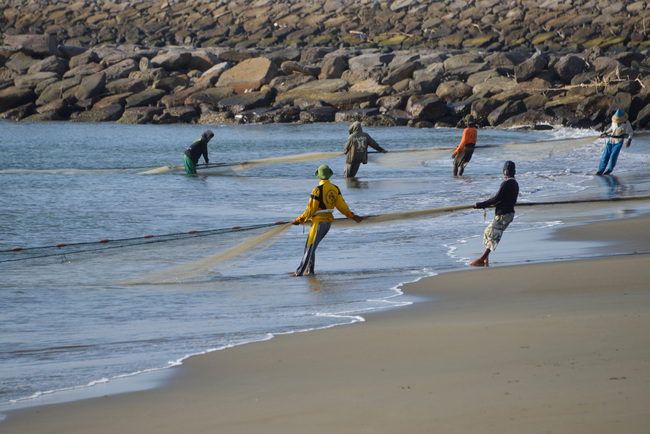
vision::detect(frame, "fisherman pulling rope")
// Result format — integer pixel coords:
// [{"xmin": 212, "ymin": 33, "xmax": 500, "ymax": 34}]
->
[
  {"xmin": 470, "ymin": 161, "xmax": 519, "ymax": 267},
  {"xmin": 183, "ymin": 129, "xmax": 214, "ymax": 175},
  {"xmin": 596, "ymin": 109, "xmax": 633, "ymax": 176},
  {"xmin": 290, "ymin": 165, "xmax": 364, "ymax": 276}
]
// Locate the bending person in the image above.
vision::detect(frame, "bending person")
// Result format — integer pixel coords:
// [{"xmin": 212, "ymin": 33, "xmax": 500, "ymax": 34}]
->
[
  {"xmin": 597, "ymin": 109, "xmax": 633, "ymax": 176},
  {"xmin": 183, "ymin": 129, "xmax": 214, "ymax": 175},
  {"xmin": 470, "ymin": 161, "xmax": 519, "ymax": 267},
  {"xmin": 452, "ymin": 115, "xmax": 477, "ymax": 176},
  {"xmin": 291, "ymin": 165, "xmax": 363, "ymax": 276},
  {"xmin": 343, "ymin": 122, "xmax": 387, "ymax": 178}
]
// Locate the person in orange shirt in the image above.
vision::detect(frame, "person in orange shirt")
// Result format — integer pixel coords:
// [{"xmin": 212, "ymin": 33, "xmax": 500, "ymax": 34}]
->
[{"xmin": 452, "ymin": 116, "xmax": 478, "ymax": 176}]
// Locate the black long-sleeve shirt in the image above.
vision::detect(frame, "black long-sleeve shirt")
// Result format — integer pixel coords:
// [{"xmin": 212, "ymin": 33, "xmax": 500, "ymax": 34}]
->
[
  {"xmin": 184, "ymin": 137, "xmax": 209, "ymax": 165},
  {"xmin": 476, "ymin": 178, "xmax": 519, "ymax": 215}
]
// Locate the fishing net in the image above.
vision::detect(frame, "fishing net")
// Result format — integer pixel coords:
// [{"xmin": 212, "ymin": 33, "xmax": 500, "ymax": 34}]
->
[
  {"xmin": 367, "ymin": 147, "xmax": 453, "ymax": 167},
  {"xmin": 484, "ymin": 136, "xmax": 599, "ymax": 160},
  {"xmin": 138, "ymin": 151, "xmax": 345, "ymax": 175}
]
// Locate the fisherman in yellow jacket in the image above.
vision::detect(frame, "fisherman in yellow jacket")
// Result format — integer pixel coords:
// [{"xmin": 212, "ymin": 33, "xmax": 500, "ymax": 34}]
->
[{"xmin": 290, "ymin": 165, "xmax": 364, "ymax": 276}]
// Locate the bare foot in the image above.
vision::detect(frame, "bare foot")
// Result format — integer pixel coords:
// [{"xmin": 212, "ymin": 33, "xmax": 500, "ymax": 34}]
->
[
  {"xmin": 470, "ymin": 259, "xmax": 487, "ymax": 267},
  {"xmin": 289, "ymin": 272, "xmax": 299, "ymax": 277}
]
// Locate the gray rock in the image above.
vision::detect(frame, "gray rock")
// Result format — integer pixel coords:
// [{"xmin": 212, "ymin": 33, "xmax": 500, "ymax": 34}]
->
[
  {"xmin": 71, "ymin": 104, "xmax": 124, "ymax": 122},
  {"xmin": 218, "ymin": 90, "xmax": 273, "ymax": 113},
  {"xmin": 125, "ymin": 88, "xmax": 167, "ymax": 108},
  {"xmin": 551, "ymin": 54, "xmax": 587, "ymax": 83},
  {"xmin": 27, "ymin": 56, "xmax": 69, "ymax": 75},
  {"xmin": 117, "ymin": 107, "xmax": 164, "ymax": 124},
  {"xmin": 160, "ymin": 83, "xmax": 210, "ymax": 108},
  {"xmin": 281, "ymin": 61, "xmax": 321, "ymax": 77},
  {"xmin": 348, "ymin": 53, "xmax": 395, "ymax": 71},
  {"xmin": 382, "ymin": 61, "xmax": 418, "ymax": 86},
  {"xmin": 105, "ymin": 78, "xmax": 147, "ymax": 95},
  {"xmin": 436, "ymin": 80, "xmax": 473, "ymax": 102},
  {"xmin": 318, "ymin": 56, "xmax": 348, "ymax": 80},
  {"xmin": 151, "ymin": 51, "xmax": 192, "ymax": 70},
  {"xmin": 5, "ymin": 52, "xmax": 39, "ymax": 74},
  {"xmin": 63, "ymin": 62, "xmax": 105, "ymax": 79},
  {"xmin": 4, "ymin": 34, "xmax": 60, "ymax": 57},
  {"xmin": 487, "ymin": 100, "xmax": 527, "ymax": 126},
  {"xmin": 0, "ymin": 86, "xmax": 36, "ymax": 110},
  {"xmin": 216, "ymin": 57, "xmax": 278, "ymax": 93},
  {"xmin": 407, "ymin": 96, "xmax": 447, "ymax": 120},
  {"xmin": 155, "ymin": 106, "xmax": 199, "ymax": 124},
  {"xmin": 104, "ymin": 59, "xmax": 140, "ymax": 81},
  {"xmin": 275, "ymin": 78, "xmax": 349, "ymax": 106},
  {"xmin": 184, "ymin": 87, "xmax": 235, "ymax": 107},
  {"xmin": 69, "ymin": 50, "xmax": 100, "ymax": 70},
  {"xmin": 515, "ymin": 53, "xmax": 548, "ymax": 82},
  {"xmin": 36, "ymin": 76, "xmax": 83, "ymax": 106},
  {"xmin": 15, "ymin": 72, "xmax": 61, "ymax": 90},
  {"xmin": 75, "ymin": 72, "xmax": 106, "ymax": 100}
]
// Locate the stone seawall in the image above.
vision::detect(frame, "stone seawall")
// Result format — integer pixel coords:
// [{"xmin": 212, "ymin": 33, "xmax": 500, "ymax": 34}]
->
[{"xmin": 1, "ymin": 0, "xmax": 650, "ymax": 129}]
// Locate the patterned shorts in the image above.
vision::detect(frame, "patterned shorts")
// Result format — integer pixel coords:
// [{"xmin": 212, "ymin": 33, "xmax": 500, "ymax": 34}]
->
[{"xmin": 483, "ymin": 213, "xmax": 514, "ymax": 251}]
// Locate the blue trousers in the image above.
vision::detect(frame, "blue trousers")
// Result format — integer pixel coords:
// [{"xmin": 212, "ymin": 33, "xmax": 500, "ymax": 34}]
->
[
  {"xmin": 597, "ymin": 140, "xmax": 624, "ymax": 174},
  {"xmin": 294, "ymin": 221, "xmax": 331, "ymax": 276}
]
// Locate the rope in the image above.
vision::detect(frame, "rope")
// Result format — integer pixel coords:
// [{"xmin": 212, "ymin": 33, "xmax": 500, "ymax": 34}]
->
[{"xmin": 0, "ymin": 221, "xmax": 288, "ymax": 263}]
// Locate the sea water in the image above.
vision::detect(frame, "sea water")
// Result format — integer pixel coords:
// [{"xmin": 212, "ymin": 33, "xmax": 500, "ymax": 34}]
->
[{"xmin": 1, "ymin": 120, "xmax": 649, "ymax": 411}]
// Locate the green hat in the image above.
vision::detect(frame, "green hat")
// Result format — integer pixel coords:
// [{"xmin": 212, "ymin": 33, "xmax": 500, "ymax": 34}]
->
[{"xmin": 315, "ymin": 164, "xmax": 333, "ymax": 179}]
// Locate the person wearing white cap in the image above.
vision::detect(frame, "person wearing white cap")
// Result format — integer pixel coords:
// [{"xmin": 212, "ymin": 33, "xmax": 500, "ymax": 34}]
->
[
  {"xmin": 597, "ymin": 109, "xmax": 633, "ymax": 175},
  {"xmin": 183, "ymin": 129, "xmax": 214, "ymax": 175},
  {"xmin": 290, "ymin": 165, "xmax": 364, "ymax": 276}
]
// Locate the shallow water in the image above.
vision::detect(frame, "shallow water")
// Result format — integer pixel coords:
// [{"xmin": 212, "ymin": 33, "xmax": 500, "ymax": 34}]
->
[{"xmin": 1, "ymin": 120, "xmax": 649, "ymax": 410}]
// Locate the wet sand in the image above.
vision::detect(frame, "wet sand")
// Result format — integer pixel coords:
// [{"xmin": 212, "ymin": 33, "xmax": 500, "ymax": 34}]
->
[{"xmin": 2, "ymin": 213, "xmax": 650, "ymax": 433}]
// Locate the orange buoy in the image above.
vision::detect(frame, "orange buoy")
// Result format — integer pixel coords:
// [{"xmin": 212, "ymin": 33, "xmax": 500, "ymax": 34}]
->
[
  {"xmin": 56, "ymin": 243, "xmax": 67, "ymax": 248},
  {"xmin": 231, "ymin": 226, "xmax": 241, "ymax": 230},
  {"xmin": 99, "ymin": 239, "xmax": 110, "ymax": 243},
  {"xmin": 187, "ymin": 230, "xmax": 198, "ymax": 234},
  {"xmin": 143, "ymin": 235, "xmax": 154, "ymax": 238},
  {"xmin": 12, "ymin": 247, "xmax": 22, "ymax": 251}
]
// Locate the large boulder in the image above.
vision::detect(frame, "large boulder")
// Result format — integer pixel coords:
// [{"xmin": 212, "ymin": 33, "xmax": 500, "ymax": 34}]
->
[
  {"xmin": 216, "ymin": 57, "xmax": 278, "ymax": 93},
  {"xmin": 27, "ymin": 56, "xmax": 69, "ymax": 75},
  {"xmin": 125, "ymin": 89, "xmax": 167, "ymax": 108},
  {"xmin": 184, "ymin": 87, "xmax": 235, "ymax": 107},
  {"xmin": 4, "ymin": 34, "xmax": 61, "ymax": 57},
  {"xmin": 436, "ymin": 80, "xmax": 473, "ymax": 102},
  {"xmin": 160, "ymin": 83, "xmax": 210, "ymax": 108},
  {"xmin": 75, "ymin": 72, "xmax": 106, "ymax": 100},
  {"xmin": 0, "ymin": 86, "xmax": 36, "ymax": 110},
  {"xmin": 117, "ymin": 106, "xmax": 164, "ymax": 124},
  {"xmin": 406, "ymin": 95, "xmax": 447, "ymax": 120},
  {"xmin": 514, "ymin": 53, "xmax": 548, "ymax": 82},
  {"xmin": 275, "ymin": 78, "xmax": 348, "ymax": 106},
  {"xmin": 71, "ymin": 104, "xmax": 124, "ymax": 122},
  {"xmin": 551, "ymin": 54, "xmax": 587, "ymax": 83},
  {"xmin": 487, "ymin": 100, "xmax": 527, "ymax": 126},
  {"xmin": 103, "ymin": 59, "xmax": 139, "ymax": 81},
  {"xmin": 217, "ymin": 90, "xmax": 273, "ymax": 113},
  {"xmin": 14, "ymin": 72, "xmax": 61, "ymax": 90},
  {"xmin": 151, "ymin": 51, "xmax": 192, "ymax": 70},
  {"xmin": 36, "ymin": 76, "xmax": 83, "ymax": 106}
]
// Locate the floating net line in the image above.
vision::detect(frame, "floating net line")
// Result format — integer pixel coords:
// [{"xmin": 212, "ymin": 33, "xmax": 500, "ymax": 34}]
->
[
  {"xmin": 486, "ymin": 135, "xmax": 599, "ymax": 160},
  {"xmin": 0, "ymin": 222, "xmax": 289, "ymax": 264},
  {"xmin": 5, "ymin": 193, "xmax": 649, "ymax": 284},
  {"xmin": 138, "ymin": 151, "xmax": 345, "ymax": 174}
]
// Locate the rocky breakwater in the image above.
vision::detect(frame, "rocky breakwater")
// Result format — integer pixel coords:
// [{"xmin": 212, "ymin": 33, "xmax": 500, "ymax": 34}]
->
[{"xmin": 1, "ymin": 0, "xmax": 650, "ymax": 130}]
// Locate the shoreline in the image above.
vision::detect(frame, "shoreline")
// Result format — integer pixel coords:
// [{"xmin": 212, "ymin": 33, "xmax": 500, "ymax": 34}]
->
[{"xmin": 2, "ymin": 205, "xmax": 650, "ymax": 432}]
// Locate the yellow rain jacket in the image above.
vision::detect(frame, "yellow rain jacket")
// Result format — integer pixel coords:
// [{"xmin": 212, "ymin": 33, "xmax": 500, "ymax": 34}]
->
[{"xmin": 295, "ymin": 180, "xmax": 355, "ymax": 224}]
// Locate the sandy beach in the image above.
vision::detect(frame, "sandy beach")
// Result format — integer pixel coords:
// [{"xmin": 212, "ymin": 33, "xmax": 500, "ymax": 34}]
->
[{"xmin": 2, "ymin": 211, "xmax": 650, "ymax": 433}]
